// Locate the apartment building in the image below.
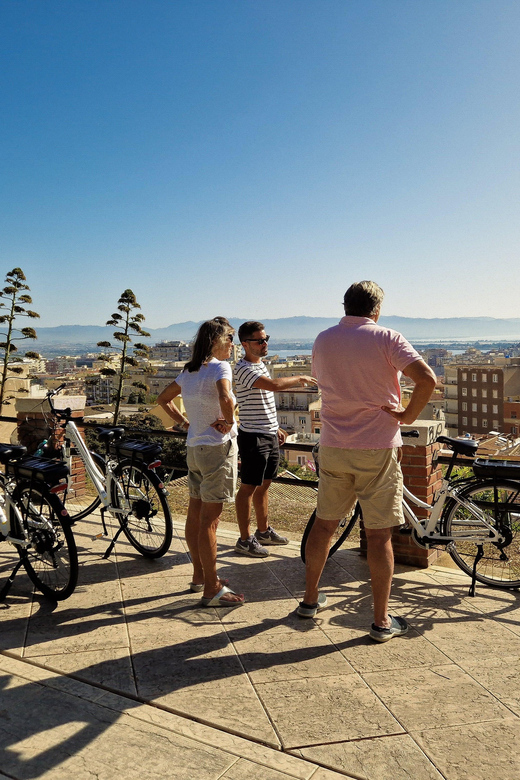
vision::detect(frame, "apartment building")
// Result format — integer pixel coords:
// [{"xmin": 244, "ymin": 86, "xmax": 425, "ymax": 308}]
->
[
  {"xmin": 150, "ymin": 341, "xmax": 191, "ymax": 362},
  {"xmin": 444, "ymin": 363, "xmax": 520, "ymax": 436}
]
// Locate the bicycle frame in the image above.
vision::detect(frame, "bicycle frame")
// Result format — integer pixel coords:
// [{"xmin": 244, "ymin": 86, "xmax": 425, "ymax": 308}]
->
[
  {"xmin": 61, "ymin": 419, "xmax": 128, "ymax": 521},
  {"xmin": 401, "ymin": 477, "xmax": 508, "ymax": 546},
  {"xmin": 0, "ymin": 473, "xmax": 43, "ymax": 549}
]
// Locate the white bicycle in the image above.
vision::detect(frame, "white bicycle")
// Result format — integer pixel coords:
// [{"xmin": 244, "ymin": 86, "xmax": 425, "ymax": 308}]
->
[
  {"xmin": 301, "ymin": 433, "xmax": 520, "ymax": 595},
  {"xmin": 41, "ymin": 386, "xmax": 173, "ymax": 559}
]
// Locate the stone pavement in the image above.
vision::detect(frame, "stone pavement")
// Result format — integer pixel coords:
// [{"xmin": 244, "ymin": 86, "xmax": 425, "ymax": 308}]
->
[{"xmin": 1, "ymin": 511, "xmax": 520, "ymax": 780}]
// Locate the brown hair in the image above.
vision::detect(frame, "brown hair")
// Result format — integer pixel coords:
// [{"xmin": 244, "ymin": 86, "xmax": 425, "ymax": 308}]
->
[
  {"xmin": 238, "ymin": 321, "xmax": 264, "ymax": 343},
  {"xmin": 184, "ymin": 317, "xmax": 234, "ymax": 372}
]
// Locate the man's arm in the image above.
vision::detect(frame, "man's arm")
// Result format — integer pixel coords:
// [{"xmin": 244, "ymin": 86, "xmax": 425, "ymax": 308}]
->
[
  {"xmin": 252, "ymin": 374, "xmax": 317, "ymax": 391},
  {"xmin": 381, "ymin": 359, "xmax": 436, "ymax": 425}
]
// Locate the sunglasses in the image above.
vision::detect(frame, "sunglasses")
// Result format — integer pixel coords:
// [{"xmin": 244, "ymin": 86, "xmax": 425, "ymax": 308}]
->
[{"xmin": 244, "ymin": 335, "xmax": 270, "ymax": 345}]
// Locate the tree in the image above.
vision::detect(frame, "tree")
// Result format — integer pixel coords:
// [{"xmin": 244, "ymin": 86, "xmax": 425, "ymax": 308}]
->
[
  {"xmin": 97, "ymin": 289, "xmax": 151, "ymax": 425},
  {"xmin": 0, "ymin": 268, "xmax": 40, "ymax": 410}
]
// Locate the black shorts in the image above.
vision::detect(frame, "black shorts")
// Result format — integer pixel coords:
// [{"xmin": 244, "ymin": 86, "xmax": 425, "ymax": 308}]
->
[{"xmin": 238, "ymin": 430, "xmax": 280, "ymax": 486}]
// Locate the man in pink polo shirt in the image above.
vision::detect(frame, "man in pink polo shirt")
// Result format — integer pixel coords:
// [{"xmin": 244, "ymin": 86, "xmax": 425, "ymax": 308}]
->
[{"xmin": 299, "ymin": 281, "xmax": 436, "ymax": 642}]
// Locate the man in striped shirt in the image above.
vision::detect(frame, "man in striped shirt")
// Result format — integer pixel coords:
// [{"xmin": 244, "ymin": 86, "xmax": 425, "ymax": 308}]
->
[{"xmin": 234, "ymin": 321, "xmax": 318, "ymax": 557}]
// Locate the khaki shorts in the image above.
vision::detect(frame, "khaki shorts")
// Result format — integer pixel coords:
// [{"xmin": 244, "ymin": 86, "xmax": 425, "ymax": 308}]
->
[
  {"xmin": 187, "ymin": 439, "xmax": 238, "ymax": 503},
  {"xmin": 316, "ymin": 446, "xmax": 404, "ymax": 529}
]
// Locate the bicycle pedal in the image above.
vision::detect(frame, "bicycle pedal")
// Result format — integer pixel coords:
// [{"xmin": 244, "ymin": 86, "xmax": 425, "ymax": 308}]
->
[{"xmin": 92, "ymin": 533, "xmax": 111, "ymax": 541}]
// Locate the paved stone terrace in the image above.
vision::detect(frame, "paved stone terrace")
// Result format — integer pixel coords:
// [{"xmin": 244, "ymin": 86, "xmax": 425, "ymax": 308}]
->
[{"xmin": 1, "ymin": 512, "xmax": 520, "ymax": 779}]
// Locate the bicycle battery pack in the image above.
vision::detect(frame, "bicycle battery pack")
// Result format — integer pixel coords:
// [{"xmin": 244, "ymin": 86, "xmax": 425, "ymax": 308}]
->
[
  {"xmin": 109, "ymin": 439, "xmax": 162, "ymax": 463},
  {"xmin": 472, "ymin": 459, "xmax": 520, "ymax": 481},
  {"xmin": 9, "ymin": 456, "xmax": 69, "ymax": 485}
]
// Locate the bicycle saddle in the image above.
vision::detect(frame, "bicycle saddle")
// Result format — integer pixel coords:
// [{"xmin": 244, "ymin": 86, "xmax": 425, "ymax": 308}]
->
[
  {"xmin": 95, "ymin": 427, "xmax": 125, "ymax": 442},
  {"xmin": 436, "ymin": 435, "xmax": 479, "ymax": 458},
  {"xmin": 0, "ymin": 443, "xmax": 27, "ymax": 464}
]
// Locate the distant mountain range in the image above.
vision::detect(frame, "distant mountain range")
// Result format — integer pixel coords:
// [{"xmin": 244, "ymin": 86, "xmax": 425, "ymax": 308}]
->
[{"xmin": 30, "ymin": 316, "xmax": 520, "ymax": 350}]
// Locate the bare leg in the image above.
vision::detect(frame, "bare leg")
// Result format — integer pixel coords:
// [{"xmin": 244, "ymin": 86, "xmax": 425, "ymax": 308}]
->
[
  {"xmin": 200, "ymin": 501, "xmax": 243, "ymax": 603},
  {"xmin": 365, "ymin": 527, "xmax": 394, "ymax": 628},
  {"xmin": 185, "ymin": 497, "xmax": 203, "ymax": 584},
  {"xmin": 235, "ymin": 482, "xmax": 257, "ymax": 539},
  {"xmin": 252, "ymin": 479, "xmax": 271, "ymax": 534},
  {"xmin": 302, "ymin": 515, "xmax": 339, "ymax": 605}
]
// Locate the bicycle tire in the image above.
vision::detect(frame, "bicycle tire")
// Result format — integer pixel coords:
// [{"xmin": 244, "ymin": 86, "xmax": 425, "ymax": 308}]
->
[
  {"xmin": 441, "ymin": 478, "xmax": 520, "ymax": 589},
  {"xmin": 64, "ymin": 451, "xmax": 106, "ymax": 522},
  {"xmin": 13, "ymin": 482, "xmax": 78, "ymax": 600},
  {"xmin": 300, "ymin": 504, "xmax": 360, "ymax": 563},
  {"xmin": 110, "ymin": 461, "xmax": 173, "ymax": 558}
]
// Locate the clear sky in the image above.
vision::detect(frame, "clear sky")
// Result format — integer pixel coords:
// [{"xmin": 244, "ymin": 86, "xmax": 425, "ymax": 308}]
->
[{"xmin": 1, "ymin": 1, "xmax": 519, "ymax": 328}]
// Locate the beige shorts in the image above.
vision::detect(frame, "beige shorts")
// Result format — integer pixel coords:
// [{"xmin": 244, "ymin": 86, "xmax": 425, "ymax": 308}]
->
[
  {"xmin": 187, "ymin": 439, "xmax": 238, "ymax": 503},
  {"xmin": 316, "ymin": 446, "xmax": 404, "ymax": 529}
]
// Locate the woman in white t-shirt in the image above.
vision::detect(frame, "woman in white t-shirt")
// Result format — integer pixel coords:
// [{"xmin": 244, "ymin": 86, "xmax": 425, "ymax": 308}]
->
[{"xmin": 158, "ymin": 318, "xmax": 243, "ymax": 607}]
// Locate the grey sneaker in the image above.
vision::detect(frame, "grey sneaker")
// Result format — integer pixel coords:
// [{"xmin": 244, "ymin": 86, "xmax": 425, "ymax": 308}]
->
[
  {"xmin": 369, "ymin": 615, "xmax": 408, "ymax": 643},
  {"xmin": 235, "ymin": 536, "xmax": 269, "ymax": 557},
  {"xmin": 255, "ymin": 525, "xmax": 289, "ymax": 546}
]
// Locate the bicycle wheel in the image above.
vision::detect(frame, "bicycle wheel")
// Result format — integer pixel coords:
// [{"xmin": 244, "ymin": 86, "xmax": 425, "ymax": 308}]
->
[
  {"xmin": 441, "ymin": 479, "xmax": 520, "ymax": 588},
  {"xmin": 110, "ymin": 461, "xmax": 172, "ymax": 557},
  {"xmin": 300, "ymin": 504, "xmax": 360, "ymax": 563},
  {"xmin": 64, "ymin": 451, "xmax": 105, "ymax": 522},
  {"xmin": 14, "ymin": 482, "xmax": 78, "ymax": 600}
]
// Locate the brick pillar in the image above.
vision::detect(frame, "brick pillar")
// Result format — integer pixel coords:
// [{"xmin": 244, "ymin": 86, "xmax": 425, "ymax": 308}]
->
[
  {"xmin": 15, "ymin": 395, "xmax": 87, "ymax": 498},
  {"xmin": 360, "ymin": 420, "xmax": 446, "ymax": 568}
]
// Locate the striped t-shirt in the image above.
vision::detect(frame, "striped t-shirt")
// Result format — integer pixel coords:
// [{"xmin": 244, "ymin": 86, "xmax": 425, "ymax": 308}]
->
[{"xmin": 234, "ymin": 358, "xmax": 278, "ymax": 435}]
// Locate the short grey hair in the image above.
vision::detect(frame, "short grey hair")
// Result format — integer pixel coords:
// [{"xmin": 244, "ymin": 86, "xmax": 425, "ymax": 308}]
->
[{"xmin": 343, "ymin": 281, "xmax": 384, "ymax": 317}]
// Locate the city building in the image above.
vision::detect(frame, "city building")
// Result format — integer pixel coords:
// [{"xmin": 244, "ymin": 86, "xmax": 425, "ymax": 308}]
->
[{"xmin": 444, "ymin": 363, "xmax": 520, "ymax": 436}]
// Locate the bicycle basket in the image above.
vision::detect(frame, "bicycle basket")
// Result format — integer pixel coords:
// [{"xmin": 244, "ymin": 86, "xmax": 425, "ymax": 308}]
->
[
  {"xmin": 9, "ymin": 456, "xmax": 69, "ymax": 485},
  {"xmin": 109, "ymin": 439, "xmax": 162, "ymax": 463},
  {"xmin": 472, "ymin": 458, "xmax": 520, "ymax": 481}
]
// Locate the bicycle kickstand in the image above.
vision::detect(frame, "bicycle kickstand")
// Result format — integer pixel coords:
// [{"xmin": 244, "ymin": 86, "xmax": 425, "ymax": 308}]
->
[
  {"xmin": 468, "ymin": 544, "xmax": 484, "ymax": 597},
  {"xmin": 0, "ymin": 557, "xmax": 25, "ymax": 602}
]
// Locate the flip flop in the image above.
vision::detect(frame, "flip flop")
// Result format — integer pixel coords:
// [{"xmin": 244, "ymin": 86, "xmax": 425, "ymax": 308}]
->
[
  {"xmin": 200, "ymin": 585, "xmax": 245, "ymax": 608},
  {"xmin": 297, "ymin": 593, "xmax": 328, "ymax": 618},
  {"xmin": 190, "ymin": 577, "xmax": 229, "ymax": 593}
]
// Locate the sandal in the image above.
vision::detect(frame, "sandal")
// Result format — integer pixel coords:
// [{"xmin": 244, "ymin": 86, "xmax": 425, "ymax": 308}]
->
[
  {"xmin": 190, "ymin": 577, "xmax": 229, "ymax": 593},
  {"xmin": 297, "ymin": 593, "xmax": 328, "ymax": 618},
  {"xmin": 200, "ymin": 585, "xmax": 245, "ymax": 608}
]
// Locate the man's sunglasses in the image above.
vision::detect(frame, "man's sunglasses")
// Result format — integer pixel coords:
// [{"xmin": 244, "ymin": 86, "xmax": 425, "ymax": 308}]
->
[{"xmin": 244, "ymin": 335, "xmax": 270, "ymax": 345}]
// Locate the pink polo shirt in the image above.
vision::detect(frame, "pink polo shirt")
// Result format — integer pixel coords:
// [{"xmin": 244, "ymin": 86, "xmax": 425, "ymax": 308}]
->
[{"xmin": 312, "ymin": 316, "xmax": 421, "ymax": 450}]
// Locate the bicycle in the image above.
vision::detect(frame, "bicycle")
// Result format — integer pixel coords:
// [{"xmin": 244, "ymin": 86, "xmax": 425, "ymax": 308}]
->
[
  {"xmin": 0, "ymin": 442, "xmax": 78, "ymax": 601},
  {"xmin": 300, "ymin": 432, "xmax": 520, "ymax": 596},
  {"xmin": 39, "ymin": 385, "xmax": 173, "ymax": 559}
]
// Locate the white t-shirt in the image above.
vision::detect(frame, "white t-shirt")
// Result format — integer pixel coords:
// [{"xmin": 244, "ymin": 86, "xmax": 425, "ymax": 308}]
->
[
  {"xmin": 234, "ymin": 358, "xmax": 278, "ymax": 435},
  {"xmin": 175, "ymin": 358, "xmax": 237, "ymax": 446}
]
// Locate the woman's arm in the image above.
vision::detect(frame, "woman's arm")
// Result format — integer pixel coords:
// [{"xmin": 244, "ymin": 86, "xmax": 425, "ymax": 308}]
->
[
  {"xmin": 213, "ymin": 378, "xmax": 236, "ymax": 433},
  {"xmin": 157, "ymin": 380, "xmax": 190, "ymax": 430}
]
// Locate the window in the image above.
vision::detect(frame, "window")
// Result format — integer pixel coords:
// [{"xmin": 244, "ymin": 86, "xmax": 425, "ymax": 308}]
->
[
  {"xmin": 482, "ymin": 374, "xmax": 487, "ymax": 383},
  {"xmin": 482, "ymin": 390, "xmax": 487, "ymax": 398},
  {"xmin": 314, "ymin": 427, "xmax": 320, "ymax": 434},
  {"xmin": 511, "ymin": 412, "xmax": 517, "ymax": 419},
  {"xmin": 298, "ymin": 416, "xmax": 306, "ymax": 426},
  {"xmin": 512, "ymin": 426, "xmax": 518, "ymax": 435},
  {"xmin": 493, "ymin": 390, "xmax": 498, "ymax": 398},
  {"xmin": 482, "ymin": 419, "xmax": 488, "ymax": 428},
  {"xmin": 472, "ymin": 373, "xmax": 477, "ymax": 382},
  {"xmin": 297, "ymin": 456, "xmax": 306, "ymax": 466},
  {"xmin": 472, "ymin": 388, "xmax": 477, "ymax": 397},
  {"xmin": 462, "ymin": 417, "xmax": 468, "ymax": 426},
  {"xmin": 493, "ymin": 405, "xmax": 498, "ymax": 414},
  {"xmin": 280, "ymin": 416, "xmax": 287, "ymax": 425},
  {"xmin": 482, "ymin": 404, "xmax": 487, "ymax": 413},
  {"xmin": 462, "ymin": 402, "xmax": 467, "ymax": 411},
  {"xmin": 493, "ymin": 420, "xmax": 499, "ymax": 428},
  {"xmin": 472, "ymin": 403, "xmax": 477, "ymax": 412},
  {"xmin": 472, "ymin": 418, "xmax": 478, "ymax": 426},
  {"xmin": 462, "ymin": 372, "xmax": 467, "ymax": 381},
  {"xmin": 493, "ymin": 374, "xmax": 498, "ymax": 383},
  {"xmin": 462, "ymin": 388, "xmax": 467, "ymax": 396}
]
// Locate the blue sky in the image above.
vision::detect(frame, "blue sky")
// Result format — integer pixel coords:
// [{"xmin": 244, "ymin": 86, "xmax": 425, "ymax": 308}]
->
[{"xmin": 1, "ymin": 1, "xmax": 519, "ymax": 328}]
